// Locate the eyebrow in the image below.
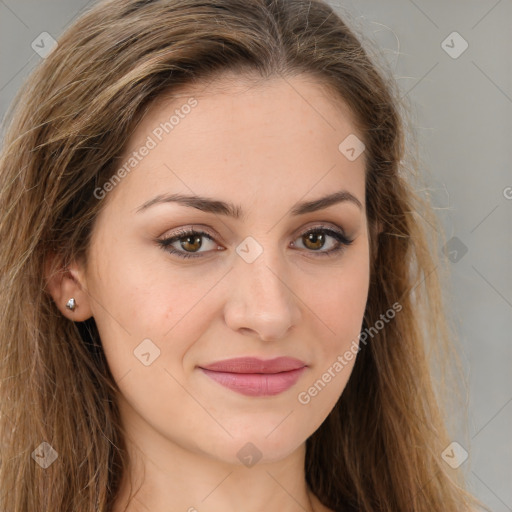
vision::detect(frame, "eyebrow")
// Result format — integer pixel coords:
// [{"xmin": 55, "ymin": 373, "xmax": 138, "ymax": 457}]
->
[{"xmin": 135, "ymin": 190, "xmax": 363, "ymax": 218}]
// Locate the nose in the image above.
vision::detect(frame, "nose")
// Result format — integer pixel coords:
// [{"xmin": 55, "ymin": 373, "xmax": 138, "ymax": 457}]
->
[{"xmin": 223, "ymin": 247, "xmax": 302, "ymax": 342}]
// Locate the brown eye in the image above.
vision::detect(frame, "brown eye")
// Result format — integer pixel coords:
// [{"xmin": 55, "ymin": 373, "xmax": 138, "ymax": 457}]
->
[
  {"xmin": 291, "ymin": 227, "xmax": 354, "ymax": 257},
  {"xmin": 302, "ymin": 231, "xmax": 326, "ymax": 251},
  {"xmin": 179, "ymin": 234, "xmax": 203, "ymax": 253},
  {"xmin": 157, "ymin": 229, "xmax": 220, "ymax": 259}
]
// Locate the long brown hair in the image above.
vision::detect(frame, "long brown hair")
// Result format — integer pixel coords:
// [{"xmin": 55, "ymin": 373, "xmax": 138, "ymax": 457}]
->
[{"xmin": 0, "ymin": 0, "xmax": 484, "ymax": 510}]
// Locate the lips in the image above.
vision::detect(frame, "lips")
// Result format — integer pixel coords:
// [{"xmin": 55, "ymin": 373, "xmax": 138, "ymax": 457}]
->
[{"xmin": 198, "ymin": 357, "xmax": 307, "ymax": 397}]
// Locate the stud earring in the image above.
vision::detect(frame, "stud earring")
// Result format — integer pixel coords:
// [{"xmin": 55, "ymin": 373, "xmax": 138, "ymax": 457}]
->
[{"xmin": 65, "ymin": 298, "xmax": 77, "ymax": 311}]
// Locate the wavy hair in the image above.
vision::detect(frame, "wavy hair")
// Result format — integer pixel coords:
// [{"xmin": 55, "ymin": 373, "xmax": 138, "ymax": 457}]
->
[{"xmin": 0, "ymin": 0, "xmax": 484, "ymax": 510}]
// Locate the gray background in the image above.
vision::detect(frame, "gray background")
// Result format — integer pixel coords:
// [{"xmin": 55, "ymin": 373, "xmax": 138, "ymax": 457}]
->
[{"xmin": 1, "ymin": 1, "xmax": 511, "ymax": 510}]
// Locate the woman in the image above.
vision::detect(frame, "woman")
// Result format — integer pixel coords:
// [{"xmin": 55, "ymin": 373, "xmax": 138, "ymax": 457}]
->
[{"xmin": 0, "ymin": 0, "xmax": 485, "ymax": 510}]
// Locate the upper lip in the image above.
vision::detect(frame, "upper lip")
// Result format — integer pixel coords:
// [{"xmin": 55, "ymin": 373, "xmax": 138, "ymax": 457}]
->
[{"xmin": 199, "ymin": 357, "xmax": 307, "ymax": 374}]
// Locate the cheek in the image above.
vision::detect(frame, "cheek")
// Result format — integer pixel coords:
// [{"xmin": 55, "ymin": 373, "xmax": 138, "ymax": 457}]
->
[
  {"xmin": 305, "ymin": 247, "xmax": 369, "ymax": 351},
  {"xmin": 87, "ymin": 247, "xmax": 225, "ymax": 381},
  {"xmin": 295, "ymin": 266, "xmax": 367, "ymax": 419}
]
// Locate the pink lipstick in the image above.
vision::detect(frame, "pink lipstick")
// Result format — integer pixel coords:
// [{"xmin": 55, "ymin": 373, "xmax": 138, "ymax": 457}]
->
[{"xmin": 199, "ymin": 357, "xmax": 307, "ymax": 397}]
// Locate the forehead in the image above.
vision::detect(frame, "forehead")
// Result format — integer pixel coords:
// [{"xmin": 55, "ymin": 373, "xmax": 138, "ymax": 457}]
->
[
  {"xmin": 142, "ymin": 72, "xmax": 361, "ymax": 138},
  {"xmin": 108, "ymin": 73, "xmax": 366, "ymax": 215}
]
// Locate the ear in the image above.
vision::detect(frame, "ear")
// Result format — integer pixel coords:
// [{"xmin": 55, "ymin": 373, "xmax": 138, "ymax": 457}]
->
[{"xmin": 44, "ymin": 251, "xmax": 93, "ymax": 322}]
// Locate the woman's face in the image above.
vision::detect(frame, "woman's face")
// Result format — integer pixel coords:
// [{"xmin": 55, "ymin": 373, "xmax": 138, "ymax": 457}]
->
[{"xmin": 79, "ymin": 74, "xmax": 369, "ymax": 465}]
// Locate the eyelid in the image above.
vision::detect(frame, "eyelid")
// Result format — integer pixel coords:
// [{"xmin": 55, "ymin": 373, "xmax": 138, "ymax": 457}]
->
[
  {"xmin": 290, "ymin": 220, "xmax": 349, "ymax": 240},
  {"xmin": 159, "ymin": 224, "xmax": 218, "ymax": 241}
]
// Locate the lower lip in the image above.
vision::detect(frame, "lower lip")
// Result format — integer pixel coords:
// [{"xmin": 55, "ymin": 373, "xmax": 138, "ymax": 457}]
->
[{"xmin": 199, "ymin": 367, "xmax": 307, "ymax": 397}]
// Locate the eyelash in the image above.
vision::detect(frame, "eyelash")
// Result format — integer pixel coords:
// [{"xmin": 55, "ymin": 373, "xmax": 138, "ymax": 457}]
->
[{"xmin": 157, "ymin": 225, "xmax": 354, "ymax": 260}]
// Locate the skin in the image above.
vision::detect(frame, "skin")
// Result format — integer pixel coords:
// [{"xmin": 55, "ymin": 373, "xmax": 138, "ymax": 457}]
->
[{"xmin": 46, "ymin": 73, "xmax": 370, "ymax": 512}]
